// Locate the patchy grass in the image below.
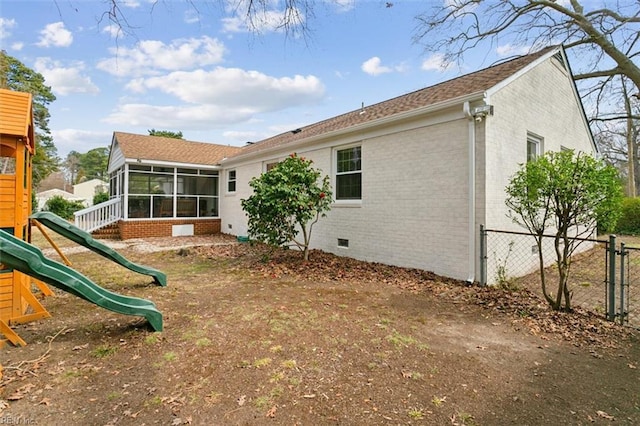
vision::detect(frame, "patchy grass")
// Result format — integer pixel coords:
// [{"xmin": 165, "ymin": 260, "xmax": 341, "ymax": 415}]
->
[{"xmin": 0, "ymin": 237, "xmax": 638, "ymax": 425}]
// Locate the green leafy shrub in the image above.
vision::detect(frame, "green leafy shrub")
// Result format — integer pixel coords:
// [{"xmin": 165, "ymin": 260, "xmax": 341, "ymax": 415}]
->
[
  {"xmin": 44, "ymin": 195, "xmax": 86, "ymax": 220},
  {"xmin": 614, "ymin": 197, "xmax": 640, "ymax": 235},
  {"xmin": 241, "ymin": 153, "xmax": 332, "ymax": 261},
  {"xmin": 93, "ymin": 191, "xmax": 109, "ymax": 205}
]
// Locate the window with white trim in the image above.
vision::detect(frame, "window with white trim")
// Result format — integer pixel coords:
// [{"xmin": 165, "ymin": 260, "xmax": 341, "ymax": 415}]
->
[
  {"xmin": 527, "ymin": 133, "xmax": 543, "ymax": 162},
  {"xmin": 265, "ymin": 162, "xmax": 278, "ymax": 172},
  {"xmin": 335, "ymin": 146, "xmax": 362, "ymax": 200},
  {"xmin": 227, "ymin": 169, "xmax": 236, "ymax": 193}
]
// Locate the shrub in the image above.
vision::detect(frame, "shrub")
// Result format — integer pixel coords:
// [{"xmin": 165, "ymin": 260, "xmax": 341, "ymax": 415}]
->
[
  {"xmin": 93, "ymin": 191, "xmax": 109, "ymax": 205},
  {"xmin": 241, "ymin": 153, "xmax": 332, "ymax": 261},
  {"xmin": 44, "ymin": 195, "xmax": 86, "ymax": 220},
  {"xmin": 614, "ymin": 197, "xmax": 640, "ymax": 235}
]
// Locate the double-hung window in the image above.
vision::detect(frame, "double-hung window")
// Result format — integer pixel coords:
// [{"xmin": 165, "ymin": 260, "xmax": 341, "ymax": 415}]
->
[
  {"xmin": 227, "ymin": 170, "xmax": 236, "ymax": 193},
  {"xmin": 335, "ymin": 146, "xmax": 362, "ymax": 200},
  {"xmin": 527, "ymin": 133, "xmax": 543, "ymax": 162}
]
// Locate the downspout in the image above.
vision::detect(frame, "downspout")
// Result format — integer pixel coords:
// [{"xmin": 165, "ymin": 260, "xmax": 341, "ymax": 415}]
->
[{"xmin": 463, "ymin": 101, "xmax": 476, "ymax": 284}]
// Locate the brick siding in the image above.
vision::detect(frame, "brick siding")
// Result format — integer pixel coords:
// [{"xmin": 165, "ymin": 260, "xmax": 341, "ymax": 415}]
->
[{"xmin": 119, "ymin": 219, "xmax": 221, "ymax": 240}]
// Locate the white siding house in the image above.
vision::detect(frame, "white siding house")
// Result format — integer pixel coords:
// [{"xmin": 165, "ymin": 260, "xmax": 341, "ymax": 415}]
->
[
  {"xmin": 73, "ymin": 179, "xmax": 108, "ymax": 206},
  {"xmin": 219, "ymin": 46, "xmax": 596, "ymax": 283},
  {"xmin": 95, "ymin": 46, "xmax": 595, "ymax": 284}
]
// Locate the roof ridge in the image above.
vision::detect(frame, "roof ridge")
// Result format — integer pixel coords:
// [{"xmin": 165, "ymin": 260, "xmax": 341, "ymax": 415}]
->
[{"xmin": 229, "ymin": 45, "xmax": 559, "ymax": 159}]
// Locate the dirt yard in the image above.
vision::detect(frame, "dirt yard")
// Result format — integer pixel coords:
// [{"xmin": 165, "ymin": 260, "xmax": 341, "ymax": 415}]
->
[{"xmin": 1, "ymin": 233, "xmax": 638, "ymax": 425}]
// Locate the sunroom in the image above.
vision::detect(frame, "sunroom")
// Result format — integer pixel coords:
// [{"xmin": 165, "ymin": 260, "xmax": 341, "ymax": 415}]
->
[{"xmin": 75, "ymin": 132, "xmax": 242, "ymax": 239}]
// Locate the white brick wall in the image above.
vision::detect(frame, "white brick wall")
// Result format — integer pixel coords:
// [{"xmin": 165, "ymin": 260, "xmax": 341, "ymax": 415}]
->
[
  {"xmin": 222, "ymin": 116, "xmax": 473, "ymax": 281},
  {"xmin": 220, "ymin": 54, "xmax": 594, "ymax": 283},
  {"xmin": 482, "ymin": 56, "xmax": 596, "ymax": 283}
]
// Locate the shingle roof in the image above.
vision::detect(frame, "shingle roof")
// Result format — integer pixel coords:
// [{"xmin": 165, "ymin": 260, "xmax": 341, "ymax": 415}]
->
[
  {"xmin": 114, "ymin": 132, "xmax": 243, "ymax": 166},
  {"xmin": 0, "ymin": 88, "xmax": 32, "ymax": 137},
  {"xmin": 232, "ymin": 46, "xmax": 558, "ymax": 159}
]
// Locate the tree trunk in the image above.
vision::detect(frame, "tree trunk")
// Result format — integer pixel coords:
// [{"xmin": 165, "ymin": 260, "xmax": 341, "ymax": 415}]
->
[{"xmin": 623, "ymin": 80, "xmax": 637, "ymax": 197}]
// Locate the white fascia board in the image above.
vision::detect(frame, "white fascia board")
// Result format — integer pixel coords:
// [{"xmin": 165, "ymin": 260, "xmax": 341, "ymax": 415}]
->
[
  {"xmin": 124, "ymin": 158, "xmax": 222, "ymax": 170},
  {"xmin": 484, "ymin": 46, "xmax": 597, "ymax": 154},
  {"xmin": 485, "ymin": 47, "xmax": 561, "ymax": 99},
  {"xmin": 221, "ymin": 91, "xmax": 486, "ymax": 166}
]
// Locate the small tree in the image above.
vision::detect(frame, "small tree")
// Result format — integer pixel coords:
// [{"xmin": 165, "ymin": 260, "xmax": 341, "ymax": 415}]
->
[
  {"xmin": 505, "ymin": 150, "xmax": 623, "ymax": 311},
  {"xmin": 241, "ymin": 153, "xmax": 332, "ymax": 261}
]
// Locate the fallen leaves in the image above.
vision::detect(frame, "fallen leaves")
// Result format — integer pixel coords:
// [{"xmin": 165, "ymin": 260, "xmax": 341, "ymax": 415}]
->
[
  {"xmin": 596, "ymin": 410, "xmax": 615, "ymax": 420},
  {"xmin": 265, "ymin": 405, "xmax": 277, "ymax": 418},
  {"xmin": 195, "ymin": 244, "xmax": 637, "ymax": 349}
]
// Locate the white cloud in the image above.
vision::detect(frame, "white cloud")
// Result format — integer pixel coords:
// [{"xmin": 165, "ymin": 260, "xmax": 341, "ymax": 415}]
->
[
  {"xmin": 107, "ymin": 68, "xmax": 325, "ymax": 129},
  {"xmin": 52, "ymin": 129, "xmax": 112, "ymax": 159},
  {"xmin": 361, "ymin": 57, "xmax": 392, "ymax": 76},
  {"xmin": 421, "ymin": 53, "xmax": 454, "ymax": 72},
  {"xmin": 184, "ymin": 9, "xmax": 200, "ymax": 24},
  {"xmin": 222, "ymin": 130, "xmax": 261, "ymax": 142},
  {"xmin": 96, "ymin": 36, "xmax": 226, "ymax": 77},
  {"xmin": 221, "ymin": 6, "xmax": 304, "ymax": 33},
  {"xmin": 0, "ymin": 17, "xmax": 16, "ymax": 39},
  {"xmin": 104, "ymin": 103, "xmax": 256, "ymax": 129},
  {"xmin": 36, "ymin": 22, "xmax": 73, "ymax": 48},
  {"xmin": 101, "ymin": 24, "xmax": 123, "ymax": 39},
  {"xmin": 121, "ymin": 0, "xmax": 142, "ymax": 8},
  {"xmin": 128, "ymin": 68, "xmax": 325, "ymax": 108},
  {"xmin": 11, "ymin": 42, "xmax": 24, "ymax": 51},
  {"xmin": 332, "ymin": 0, "xmax": 355, "ymax": 13},
  {"xmin": 496, "ymin": 43, "xmax": 531, "ymax": 57},
  {"xmin": 34, "ymin": 58, "xmax": 99, "ymax": 96}
]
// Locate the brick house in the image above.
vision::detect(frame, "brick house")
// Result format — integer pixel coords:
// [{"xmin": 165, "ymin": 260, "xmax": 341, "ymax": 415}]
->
[{"xmin": 96, "ymin": 45, "xmax": 595, "ymax": 282}]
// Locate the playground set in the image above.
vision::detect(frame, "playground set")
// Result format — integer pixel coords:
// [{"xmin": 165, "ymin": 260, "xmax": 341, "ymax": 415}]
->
[{"xmin": 0, "ymin": 88, "xmax": 165, "ymax": 348}]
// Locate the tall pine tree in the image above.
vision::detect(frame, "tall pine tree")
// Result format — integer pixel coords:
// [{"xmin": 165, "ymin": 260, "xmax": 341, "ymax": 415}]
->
[{"xmin": 0, "ymin": 50, "xmax": 59, "ymax": 187}]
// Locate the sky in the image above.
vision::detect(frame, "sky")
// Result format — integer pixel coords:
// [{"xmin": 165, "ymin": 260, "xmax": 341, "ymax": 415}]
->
[{"xmin": 0, "ymin": 0, "xmax": 549, "ymax": 160}]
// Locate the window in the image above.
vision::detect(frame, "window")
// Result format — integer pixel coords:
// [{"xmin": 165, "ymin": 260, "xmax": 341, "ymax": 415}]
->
[
  {"xmin": 227, "ymin": 170, "xmax": 237, "ymax": 193},
  {"xmin": 126, "ymin": 165, "xmax": 219, "ymax": 218},
  {"xmin": 527, "ymin": 133, "xmax": 543, "ymax": 162},
  {"xmin": 265, "ymin": 162, "xmax": 278, "ymax": 172},
  {"xmin": 335, "ymin": 146, "xmax": 362, "ymax": 200}
]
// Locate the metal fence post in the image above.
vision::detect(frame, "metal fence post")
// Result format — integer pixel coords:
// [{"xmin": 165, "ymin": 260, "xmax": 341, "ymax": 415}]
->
[
  {"xmin": 619, "ymin": 242, "xmax": 626, "ymax": 325},
  {"xmin": 607, "ymin": 234, "xmax": 616, "ymax": 322},
  {"xmin": 479, "ymin": 225, "xmax": 487, "ymax": 286}
]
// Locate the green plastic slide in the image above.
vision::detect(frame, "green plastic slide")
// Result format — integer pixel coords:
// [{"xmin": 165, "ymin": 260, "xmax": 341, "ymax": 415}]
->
[
  {"xmin": 30, "ymin": 211, "xmax": 167, "ymax": 286},
  {"xmin": 0, "ymin": 230, "xmax": 162, "ymax": 331}
]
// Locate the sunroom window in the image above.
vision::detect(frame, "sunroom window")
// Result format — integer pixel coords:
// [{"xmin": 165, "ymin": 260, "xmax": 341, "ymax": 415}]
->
[{"xmin": 127, "ymin": 166, "xmax": 219, "ymax": 218}]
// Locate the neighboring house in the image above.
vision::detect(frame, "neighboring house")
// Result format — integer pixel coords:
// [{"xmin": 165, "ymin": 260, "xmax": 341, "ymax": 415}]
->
[
  {"xmin": 93, "ymin": 46, "xmax": 595, "ymax": 283},
  {"xmin": 36, "ymin": 179, "xmax": 108, "ymax": 210},
  {"xmin": 36, "ymin": 188, "xmax": 85, "ymax": 211},
  {"xmin": 73, "ymin": 179, "xmax": 108, "ymax": 205}
]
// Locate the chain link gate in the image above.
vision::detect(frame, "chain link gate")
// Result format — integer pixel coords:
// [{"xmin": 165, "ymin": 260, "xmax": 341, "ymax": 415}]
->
[
  {"xmin": 481, "ymin": 228, "xmax": 638, "ymax": 329},
  {"xmin": 610, "ymin": 239, "xmax": 638, "ymax": 328}
]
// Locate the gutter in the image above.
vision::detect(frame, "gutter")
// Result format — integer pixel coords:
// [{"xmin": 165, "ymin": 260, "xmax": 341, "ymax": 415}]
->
[
  {"xmin": 463, "ymin": 101, "xmax": 478, "ymax": 285},
  {"xmin": 462, "ymin": 99, "xmax": 492, "ymax": 285},
  {"xmin": 221, "ymin": 91, "xmax": 486, "ymax": 166}
]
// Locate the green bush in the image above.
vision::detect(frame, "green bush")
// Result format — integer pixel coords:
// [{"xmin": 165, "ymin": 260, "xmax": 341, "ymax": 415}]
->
[
  {"xmin": 44, "ymin": 195, "xmax": 86, "ymax": 220},
  {"xmin": 614, "ymin": 197, "xmax": 640, "ymax": 235},
  {"xmin": 93, "ymin": 191, "xmax": 109, "ymax": 205}
]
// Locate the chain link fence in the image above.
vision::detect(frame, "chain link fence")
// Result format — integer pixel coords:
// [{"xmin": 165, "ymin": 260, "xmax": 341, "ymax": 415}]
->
[
  {"xmin": 482, "ymin": 227, "xmax": 639, "ymax": 329},
  {"xmin": 481, "ymin": 228, "xmax": 607, "ymax": 315},
  {"xmin": 619, "ymin": 245, "xmax": 639, "ymax": 328}
]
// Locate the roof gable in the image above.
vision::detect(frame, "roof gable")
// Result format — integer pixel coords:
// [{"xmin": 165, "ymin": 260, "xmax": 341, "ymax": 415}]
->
[
  {"xmin": 112, "ymin": 132, "xmax": 243, "ymax": 166},
  {"xmin": 0, "ymin": 88, "xmax": 35, "ymax": 153}
]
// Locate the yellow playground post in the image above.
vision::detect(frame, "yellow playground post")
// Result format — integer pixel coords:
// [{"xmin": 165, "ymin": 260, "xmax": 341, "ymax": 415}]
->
[{"xmin": 0, "ymin": 88, "xmax": 51, "ymax": 347}]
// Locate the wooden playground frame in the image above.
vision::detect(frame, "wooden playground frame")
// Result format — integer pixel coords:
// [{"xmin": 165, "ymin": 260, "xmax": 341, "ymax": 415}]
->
[{"xmin": 0, "ymin": 88, "xmax": 53, "ymax": 347}]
